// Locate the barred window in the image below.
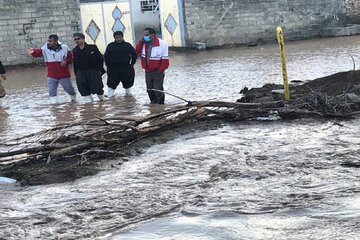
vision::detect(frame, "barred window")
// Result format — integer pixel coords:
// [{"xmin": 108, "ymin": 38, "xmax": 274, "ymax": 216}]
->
[{"xmin": 140, "ymin": 0, "xmax": 159, "ymax": 12}]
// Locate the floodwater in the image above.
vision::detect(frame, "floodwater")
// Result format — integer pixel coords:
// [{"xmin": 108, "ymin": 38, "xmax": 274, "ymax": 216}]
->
[{"xmin": 1, "ymin": 35, "xmax": 360, "ymax": 239}]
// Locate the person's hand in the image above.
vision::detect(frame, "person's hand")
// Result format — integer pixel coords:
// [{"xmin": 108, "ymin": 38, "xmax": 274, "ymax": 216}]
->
[
  {"xmin": 60, "ymin": 61, "xmax": 67, "ymax": 67},
  {"xmin": 1, "ymin": 74, "xmax": 6, "ymax": 80},
  {"xmin": 27, "ymin": 48, "xmax": 34, "ymax": 55},
  {"xmin": 138, "ymin": 36, "xmax": 145, "ymax": 43}
]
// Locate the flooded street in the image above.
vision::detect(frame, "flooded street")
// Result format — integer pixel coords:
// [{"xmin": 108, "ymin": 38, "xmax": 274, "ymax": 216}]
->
[{"xmin": 1, "ymin": 36, "xmax": 360, "ymax": 239}]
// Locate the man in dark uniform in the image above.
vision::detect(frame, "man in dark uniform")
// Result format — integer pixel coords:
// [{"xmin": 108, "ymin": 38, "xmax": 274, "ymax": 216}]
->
[
  {"xmin": 0, "ymin": 61, "xmax": 5, "ymax": 81},
  {"xmin": 0, "ymin": 60, "xmax": 7, "ymax": 107},
  {"xmin": 104, "ymin": 31, "xmax": 137, "ymax": 97},
  {"xmin": 72, "ymin": 33, "xmax": 105, "ymax": 103}
]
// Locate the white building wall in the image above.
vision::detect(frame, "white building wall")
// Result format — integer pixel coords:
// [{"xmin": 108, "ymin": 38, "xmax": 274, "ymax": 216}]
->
[
  {"xmin": 80, "ymin": 1, "xmax": 133, "ymax": 53},
  {"xmin": 159, "ymin": 0, "xmax": 185, "ymax": 47}
]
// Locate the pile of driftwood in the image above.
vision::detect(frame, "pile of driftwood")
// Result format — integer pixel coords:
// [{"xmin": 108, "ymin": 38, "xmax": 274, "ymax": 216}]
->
[
  {"xmin": 0, "ymin": 101, "xmax": 285, "ymax": 168},
  {"xmin": 2, "ymin": 70, "xmax": 360, "ymax": 184},
  {"xmin": 0, "ymin": 98, "xmax": 358, "ymax": 170}
]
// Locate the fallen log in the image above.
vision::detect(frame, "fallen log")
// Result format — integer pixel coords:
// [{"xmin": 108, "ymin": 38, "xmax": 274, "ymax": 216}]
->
[
  {"xmin": 49, "ymin": 142, "xmax": 93, "ymax": 158},
  {"xmin": 0, "ymin": 143, "xmax": 72, "ymax": 159}
]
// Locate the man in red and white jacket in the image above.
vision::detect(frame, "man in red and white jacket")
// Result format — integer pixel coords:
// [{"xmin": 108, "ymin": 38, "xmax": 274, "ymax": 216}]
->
[
  {"xmin": 135, "ymin": 28, "xmax": 169, "ymax": 104},
  {"xmin": 27, "ymin": 34, "xmax": 76, "ymax": 104}
]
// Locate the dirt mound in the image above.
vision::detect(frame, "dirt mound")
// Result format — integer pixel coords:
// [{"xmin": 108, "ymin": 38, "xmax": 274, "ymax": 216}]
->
[
  {"xmin": 293, "ymin": 70, "xmax": 360, "ymax": 96},
  {"xmin": 237, "ymin": 70, "xmax": 360, "ymax": 116},
  {"xmin": 239, "ymin": 70, "xmax": 360, "ymax": 104}
]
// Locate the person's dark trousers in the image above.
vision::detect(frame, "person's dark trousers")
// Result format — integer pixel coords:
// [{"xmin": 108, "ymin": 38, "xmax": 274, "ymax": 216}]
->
[
  {"xmin": 145, "ymin": 70, "xmax": 165, "ymax": 104},
  {"xmin": 107, "ymin": 66, "xmax": 135, "ymax": 89},
  {"xmin": 75, "ymin": 69, "xmax": 104, "ymax": 96}
]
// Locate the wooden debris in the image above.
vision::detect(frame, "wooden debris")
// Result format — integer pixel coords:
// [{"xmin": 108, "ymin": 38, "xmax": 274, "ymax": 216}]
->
[{"xmin": 2, "ymin": 70, "xmax": 360, "ymax": 185}]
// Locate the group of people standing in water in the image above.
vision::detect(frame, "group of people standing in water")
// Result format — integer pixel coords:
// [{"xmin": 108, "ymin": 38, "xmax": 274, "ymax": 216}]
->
[{"xmin": 0, "ymin": 27, "xmax": 169, "ymax": 107}]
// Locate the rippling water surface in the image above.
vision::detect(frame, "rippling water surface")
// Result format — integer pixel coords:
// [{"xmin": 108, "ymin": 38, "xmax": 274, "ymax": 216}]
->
[{"xmin": 1, "ymin": 36, "xmax": 360, "ymax": 239}]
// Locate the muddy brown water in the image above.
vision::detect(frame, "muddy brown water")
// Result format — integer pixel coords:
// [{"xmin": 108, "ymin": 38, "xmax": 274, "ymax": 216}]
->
[{"xmin": 1, "ymin": 36, "xmax": 360, "ymax": 239}]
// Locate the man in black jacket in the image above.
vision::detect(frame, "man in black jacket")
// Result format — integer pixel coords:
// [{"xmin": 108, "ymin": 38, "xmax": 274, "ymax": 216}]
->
[
  {"xmin": 104, "ymin": 31, "xmax": 137, "ymax": 97},
  {"xmin": 0, "ymin": 61, "xmax": 6, "ymax": 81},
  {"xmin": 0, "ymin": 60, "xmax": 6, "ymax": 107},
  {"xmin": 73, "ymin": 33, "xmax": 105, "ymax": 103}
]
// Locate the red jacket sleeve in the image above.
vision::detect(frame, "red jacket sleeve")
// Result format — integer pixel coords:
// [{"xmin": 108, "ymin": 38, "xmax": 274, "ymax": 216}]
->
[
  {"xmin": 135, "ymin": 41, "xmax": 144, "ymax": 55},
  {"xmin": 31, "ymin": 48, "xmax": 43, "ymax": 58}
]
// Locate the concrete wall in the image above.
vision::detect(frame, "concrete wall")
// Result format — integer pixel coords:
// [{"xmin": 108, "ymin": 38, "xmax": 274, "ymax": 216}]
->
[
  {"xmin": 0, "ymin": 0, "xmax": 81, "ymax": 65},
  {"xmin": 346, "ymin": 0, "xmax": 360, "ymax": 24},
  {"xmin": 0, "ymin": 0, "xmax": 356, "ymax": 65},
  {"xmin": 183, "ymin": 0, "xmax": 347, "ymax": 47}
]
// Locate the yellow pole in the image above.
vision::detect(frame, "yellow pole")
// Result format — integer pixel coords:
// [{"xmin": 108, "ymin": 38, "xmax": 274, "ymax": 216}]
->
[{"xmin": 276, "ymin": 26, "xmax": 290, "ymax": 100}]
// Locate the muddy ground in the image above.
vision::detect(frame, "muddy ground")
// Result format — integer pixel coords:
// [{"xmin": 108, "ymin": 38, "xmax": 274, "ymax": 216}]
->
[
  {"xmin": 2, "ymin": 70, "xmax": 360, "ymax": 186},
  {"xmin": 239, "ymin": 70, "xmax": 360, "ymax": 103}
]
